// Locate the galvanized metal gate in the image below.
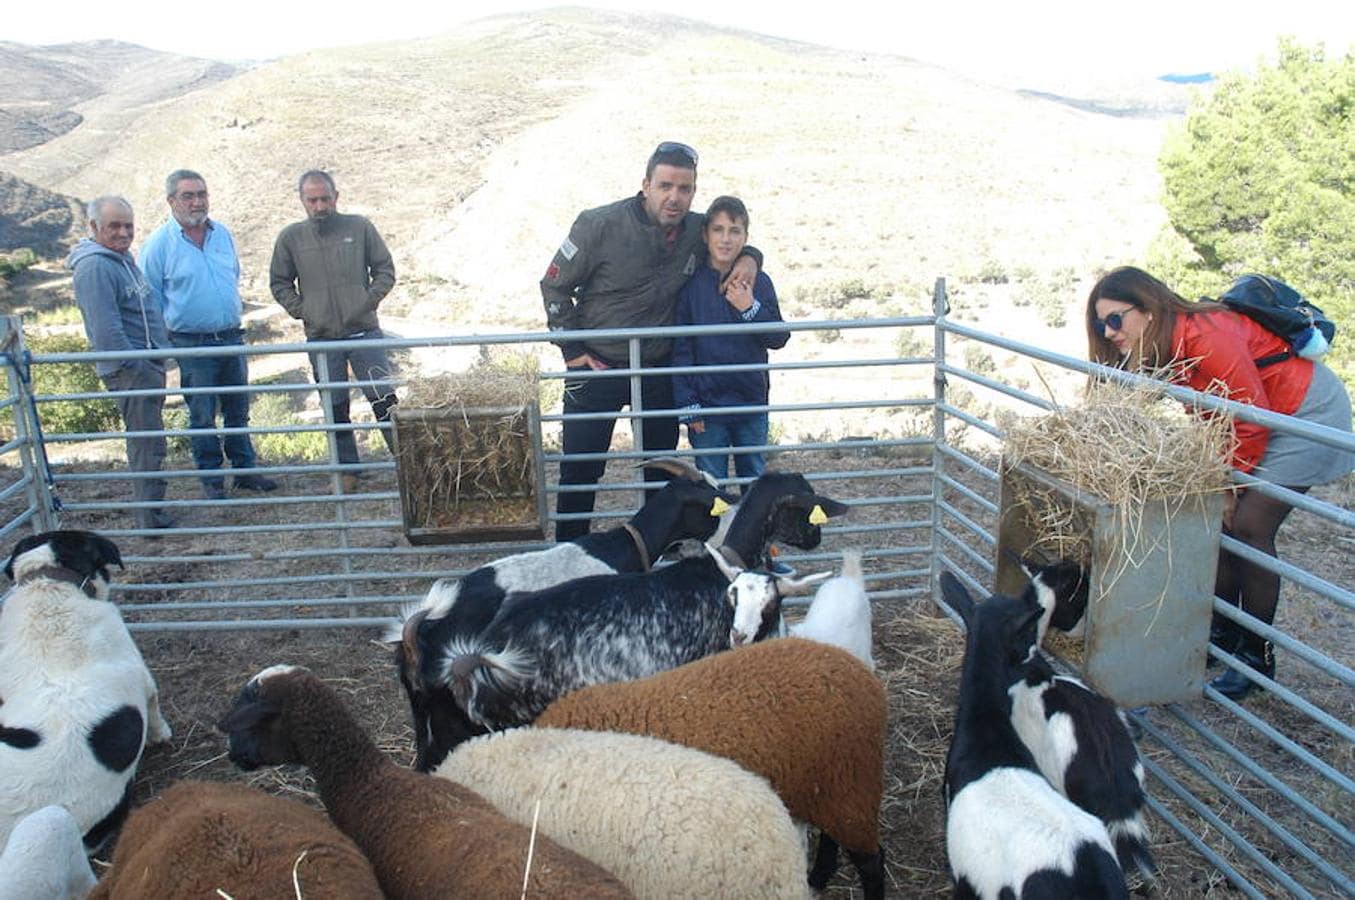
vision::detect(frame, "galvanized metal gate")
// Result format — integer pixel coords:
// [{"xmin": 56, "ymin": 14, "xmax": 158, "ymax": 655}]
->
[{"xmin": 1, "ymin": 288, "xmax": 1351, "ymax": 896}]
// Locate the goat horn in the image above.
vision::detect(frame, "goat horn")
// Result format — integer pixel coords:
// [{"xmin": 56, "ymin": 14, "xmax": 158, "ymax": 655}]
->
[{"xmin": 635, "ymin": 457, "xmax": 706, "ymax": 481}]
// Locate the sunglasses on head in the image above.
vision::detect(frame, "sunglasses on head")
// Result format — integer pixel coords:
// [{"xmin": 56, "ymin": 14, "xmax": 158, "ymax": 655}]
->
[
  {"xmin": 1094, "ymin": 308, "xmax": 1135, "ymax": 337},
  {"xmin": 655, "ymin": 141, "xmax": 699, "ymax": 166}
]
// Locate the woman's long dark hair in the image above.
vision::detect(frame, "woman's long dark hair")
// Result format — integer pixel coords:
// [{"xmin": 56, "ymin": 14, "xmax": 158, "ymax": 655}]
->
[{"xmin": 1085, "ymin": 266, "xmax": 1223, "ymax": 370}]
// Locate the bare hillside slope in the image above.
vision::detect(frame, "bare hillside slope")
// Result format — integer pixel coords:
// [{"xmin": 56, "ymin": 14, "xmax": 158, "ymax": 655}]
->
[{"xmin": 3, "ymin": 8, "xmax": 1176, "ymax": 338}]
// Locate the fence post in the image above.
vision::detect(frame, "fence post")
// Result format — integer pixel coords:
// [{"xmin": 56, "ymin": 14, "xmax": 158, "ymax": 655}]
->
[
  {"xmin": 929, "ymin": 278, "xmax": 949, "ymax": 606},
  {"xmin": 628, "ymin": 336, "xmax": 646, "ymax": 510},
  {"xmin": 1, "ymin": 315, "xmax": 58, "ymax": 533},
  {"xmin": 313, "ymin": 350, "xmax": 356, "ymax": 605}
]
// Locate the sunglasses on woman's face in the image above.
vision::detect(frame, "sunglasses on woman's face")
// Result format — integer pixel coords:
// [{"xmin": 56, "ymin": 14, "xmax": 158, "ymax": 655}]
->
[{"xmin": 1094, "ymin": 309, "xmax": 1131, "ymax": 337}]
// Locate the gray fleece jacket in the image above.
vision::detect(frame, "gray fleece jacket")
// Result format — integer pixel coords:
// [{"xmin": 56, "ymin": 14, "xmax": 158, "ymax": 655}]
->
[{"xmin": 67, "ymin": 238, "xmax": 167, "ymax": 377}]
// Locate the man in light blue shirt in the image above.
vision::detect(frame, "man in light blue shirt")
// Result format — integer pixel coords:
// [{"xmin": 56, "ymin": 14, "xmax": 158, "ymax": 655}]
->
[{"xmin": 140, "ymin": 169, "xmax": 276, "ymax": 499}]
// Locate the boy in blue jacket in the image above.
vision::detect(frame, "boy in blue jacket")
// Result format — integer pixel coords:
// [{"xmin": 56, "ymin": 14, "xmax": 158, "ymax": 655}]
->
[{"xmin": 672, "ymin": 196, "xmax": 790, "ymax": 483}]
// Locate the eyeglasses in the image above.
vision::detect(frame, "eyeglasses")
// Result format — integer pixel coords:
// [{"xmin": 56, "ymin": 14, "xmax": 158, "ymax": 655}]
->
[
  {"xmin": 1094, "ymin": 309, "xmax": 1134, "ymax": 336},
  {"xmin": 654, "ymin": 141, "xmax": 699, "ymax": 166}
]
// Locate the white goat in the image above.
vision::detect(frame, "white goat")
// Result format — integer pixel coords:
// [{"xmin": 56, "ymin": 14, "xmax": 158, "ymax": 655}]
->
[{"xmin": 721, "ymin": 548, "xmax": 874, "ymax": 668}]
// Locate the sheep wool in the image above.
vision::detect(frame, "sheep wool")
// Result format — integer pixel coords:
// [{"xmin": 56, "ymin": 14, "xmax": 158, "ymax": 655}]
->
[
  {"xmin": 220, "ymin": 665, "xmax": 634, "ymax": 900},
  {"xmin": 536, "ymin": 637, "xmax": 886, "ymax": 897},
  {"xmin": 0, "ymin": 805, "xmax": 95, "ymax": 900},
  {"xmin": 537, "ymin": 638, "xmax": 883, "ymax": 848},
  {"xmin": 434, "ymin": 727, "xmax": 811, "ymax": 900},
  {"xmin": 88, "ymin": 781, "xmax": 383, "ymax": 900}
]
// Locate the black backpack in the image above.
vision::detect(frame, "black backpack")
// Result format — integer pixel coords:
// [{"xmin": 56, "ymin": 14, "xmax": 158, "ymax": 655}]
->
[{"xmin": 1217, "ymin": 274, "xmax": 1336, "ymax": 368}]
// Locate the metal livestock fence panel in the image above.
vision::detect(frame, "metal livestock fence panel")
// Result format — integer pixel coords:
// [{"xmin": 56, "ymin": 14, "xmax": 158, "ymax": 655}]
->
[{"xmin": 2, "ymin": 284, "xmax": 1351, "ymax": 896}]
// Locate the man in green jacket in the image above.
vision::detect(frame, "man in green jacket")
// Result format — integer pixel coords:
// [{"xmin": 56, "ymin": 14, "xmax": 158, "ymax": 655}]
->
[{"xmin": 269, "ymin": 170, "xmax": 398, "ymax": 486}]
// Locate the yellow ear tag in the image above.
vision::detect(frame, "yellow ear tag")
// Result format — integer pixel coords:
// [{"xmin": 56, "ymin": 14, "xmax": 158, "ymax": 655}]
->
[
  {"xmin": 808, "ymin": 504, "xmax": 829, "ymax": 525},
  {"xmin": 710, "ymin": 497, "xmax": 732, "ymax": 517}
]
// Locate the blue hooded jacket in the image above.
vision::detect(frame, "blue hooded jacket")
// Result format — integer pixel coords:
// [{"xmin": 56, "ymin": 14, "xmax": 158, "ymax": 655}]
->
[
  {"xmin": 67, "ymin": 238, "xmax": 167, "ymax": 377},
  {"xmin": 671, "ymin": 268, "xmax": 789, "ymax": 418}
]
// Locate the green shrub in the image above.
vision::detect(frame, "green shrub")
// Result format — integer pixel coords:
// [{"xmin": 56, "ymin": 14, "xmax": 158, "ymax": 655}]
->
[
  {"xmin": 1158, "ymin": 38, "xmax": 1355, "ymax": 370},
  {"xmin": 0, "ymin": 248, "xmax": 37, "ymax": 279},
  {"xmin": 976, "ymin": 258, "xmax": 1008, "ymax": 284},
  {"xmin": 895, "ymin": 327, "xmax": 931, "ymax": 359},
  {"xmin": 963, "ymin": 344, "xmax": 997, "ymax": 377},
  {"xmin": 248, "ymin": 385, "xmax": 333, "ymax": 461},
  {"xmin": 24, "ymin": 332, "xmax": 121, "ymax": 436},
  {"xmin": 34, "ymin": 305, "xmax": 84, "ymax": 327},
  {"xmin": 1035, "ymin": 292, "xmax": 1067, "ymax": 328},
  {"xmin": 254, "ymin": 428, "xmax": 331, "ymax": 462},
  {"xmin": 162, "ymin": 406, "xmax": 193, "ymax": 460}
]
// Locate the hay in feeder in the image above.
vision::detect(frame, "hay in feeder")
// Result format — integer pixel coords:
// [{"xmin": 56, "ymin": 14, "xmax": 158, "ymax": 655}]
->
[
  {"xmin": 1002, "ymin": 375, "xmax": 1234, "ymax": 596},
  {"xmin": 394, "ymin": 351, "xmax": 542, "ymax": 532}
]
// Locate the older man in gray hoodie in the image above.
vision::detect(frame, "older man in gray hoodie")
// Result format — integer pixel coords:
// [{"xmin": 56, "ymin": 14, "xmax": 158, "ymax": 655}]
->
[{"xmin": 68, "ymin": 195, "xmax": 174, "ymax": 530}]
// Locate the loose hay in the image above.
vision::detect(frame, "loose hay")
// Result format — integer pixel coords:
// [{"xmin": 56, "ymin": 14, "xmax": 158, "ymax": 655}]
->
[
  {"xmin": 1002, "ymin": 376, "xmax": 1234, "ymax": 592},
  {"xmin": 394, "ymin": 352, "xmax": 542, "ymax": 532}
]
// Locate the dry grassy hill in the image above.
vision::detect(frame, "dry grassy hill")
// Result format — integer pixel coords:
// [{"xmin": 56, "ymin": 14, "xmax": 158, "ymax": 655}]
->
[{"xmin": 1, "ymin": 7, "xmax": 1189, "ymax": 350}]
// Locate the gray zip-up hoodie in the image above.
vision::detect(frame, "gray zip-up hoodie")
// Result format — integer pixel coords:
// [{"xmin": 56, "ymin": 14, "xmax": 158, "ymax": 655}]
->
[{"xmin": 67, "ymin": 238, "xmax": 168, "ymax": 377}]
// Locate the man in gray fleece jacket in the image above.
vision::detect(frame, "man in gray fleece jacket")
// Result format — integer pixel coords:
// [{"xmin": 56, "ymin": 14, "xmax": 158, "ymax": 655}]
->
[
  {"xmin": 270, "ymin": 170, "xmax": 398, "ymax": 485},
  {"xmin": 68, "ymin": 195, "xmax": 174, "ymax": 530}
]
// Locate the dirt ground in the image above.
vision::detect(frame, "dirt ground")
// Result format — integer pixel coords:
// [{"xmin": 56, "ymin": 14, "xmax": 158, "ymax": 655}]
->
[{"xmin": 3, "ymin": 445, "xmax": 1351, "ymax": 897}]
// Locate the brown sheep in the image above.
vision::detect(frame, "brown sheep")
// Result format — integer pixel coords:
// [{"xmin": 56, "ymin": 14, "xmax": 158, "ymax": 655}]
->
[
  {"xmin": 89, "ymin": 780, "xmax": 382, "ymax": 899},
  {"xmin": 536, "ymin": 637, "xmax": 887, "ymax": 900},
  {"xmin": 219, "ymin": 664, "xmax": 633, "ymax": 900}
]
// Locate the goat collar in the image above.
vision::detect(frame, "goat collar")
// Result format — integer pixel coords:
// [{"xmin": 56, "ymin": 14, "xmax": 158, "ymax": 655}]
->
[
  {"xmin": 621, "ymin": 523, "xmax": 651, "ymax": 572},
  {"xmin": 715, "ymin": 545, "xmax": 748, "ymax": 571},
  {"xmin": 19, "ymin": 565, "xmax": 100, "ymax": 598}
]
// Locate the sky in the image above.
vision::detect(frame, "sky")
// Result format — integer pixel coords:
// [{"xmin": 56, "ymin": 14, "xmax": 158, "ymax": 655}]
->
[{"xmin": 6, "ymin": 0, "xmax": 1354, "ymax": 84}]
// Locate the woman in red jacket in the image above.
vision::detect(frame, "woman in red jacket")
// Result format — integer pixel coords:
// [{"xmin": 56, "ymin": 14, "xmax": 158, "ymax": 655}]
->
[{"xmin": 1086, "ymin": 266, "xmax": 1353, "ymax": 699}]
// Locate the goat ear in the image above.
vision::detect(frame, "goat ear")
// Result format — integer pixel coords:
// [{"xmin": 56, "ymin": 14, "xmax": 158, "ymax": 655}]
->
[
  {"xmin": 217, "ymin": 699, "xmax": 280, "ymax": 735},
  {"xmin": 705, "ymin": 542, "xmax": 742, "ymax": 581},
  {"xmin": 938, "ymin": 571, "xmax": 976, "ymax": 626},
  {"xmin": 3, "ymin": 533, "xmax": 44, "ymax": 581},
  {"xmin": 792, "ymin": 495, "xmax": 849, "ymax": 523},
  {"xmin": 91, "ymin": 534, "xmax": 124, "ymax": 571}
]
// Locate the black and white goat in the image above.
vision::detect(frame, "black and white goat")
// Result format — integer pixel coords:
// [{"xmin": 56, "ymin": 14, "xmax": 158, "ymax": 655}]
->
[
  {"xmin": 391, "ymin": 458, "xmax": 734, "ymax": 771},
  {"xmin": 0, "ymin": 531, "xmax": 171, "ymax": 852},
  {"xmin": 939, "ymin": 571, "xmax": 1127, "ymax": 899},
  {"xmin": 1013, "ymin": 561, "xmax": 1156, "ymax": 880},
  {"xmin": 437, "ymin": 471, "xmax": 849, "ymax": 757}
]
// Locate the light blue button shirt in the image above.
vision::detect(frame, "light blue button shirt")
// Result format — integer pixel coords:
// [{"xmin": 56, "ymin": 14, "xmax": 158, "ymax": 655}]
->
[{"xmin": 139, "ymin": 218, "xmax": 243, "ymax": 333}]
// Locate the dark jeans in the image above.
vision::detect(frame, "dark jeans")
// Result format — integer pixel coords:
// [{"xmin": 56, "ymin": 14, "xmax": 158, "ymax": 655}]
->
[
  {"xmin": 688, "ymin": 411, "xmax": 769, "ymax": 481},
  {"xmin": 102, "ymin": 361, "xmax": 168, "ymax": 527},
  {"xmin": 169, "ymin": 329, "xmax": 257, "ymax": 486},
  {"xmin": 556, "ymin": 366, "xmax": 678, "ymax": 541},
  {"xmin": 308, "ymin": 331, "xmax": 398, "ymax": 466}
]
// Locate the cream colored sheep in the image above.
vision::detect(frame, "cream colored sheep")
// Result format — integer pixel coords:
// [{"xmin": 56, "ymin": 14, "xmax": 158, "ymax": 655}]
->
[
  {"xmin": 434, "ymin": 726, "xmax": 810, "ymax": 900},
  {"xmin": 536, "ymin": 637, "xmax": 886, "ymax": 899}
]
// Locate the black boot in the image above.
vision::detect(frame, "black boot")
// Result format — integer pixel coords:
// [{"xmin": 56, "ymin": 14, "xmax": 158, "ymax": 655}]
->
[
  {"xmin": 1206, "ymin": 612, "xmax": 1243, "ymax": 669},
  {"xmin": 1210, "ymin": 637, "xmax": 1274, "ymax": 700}
]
